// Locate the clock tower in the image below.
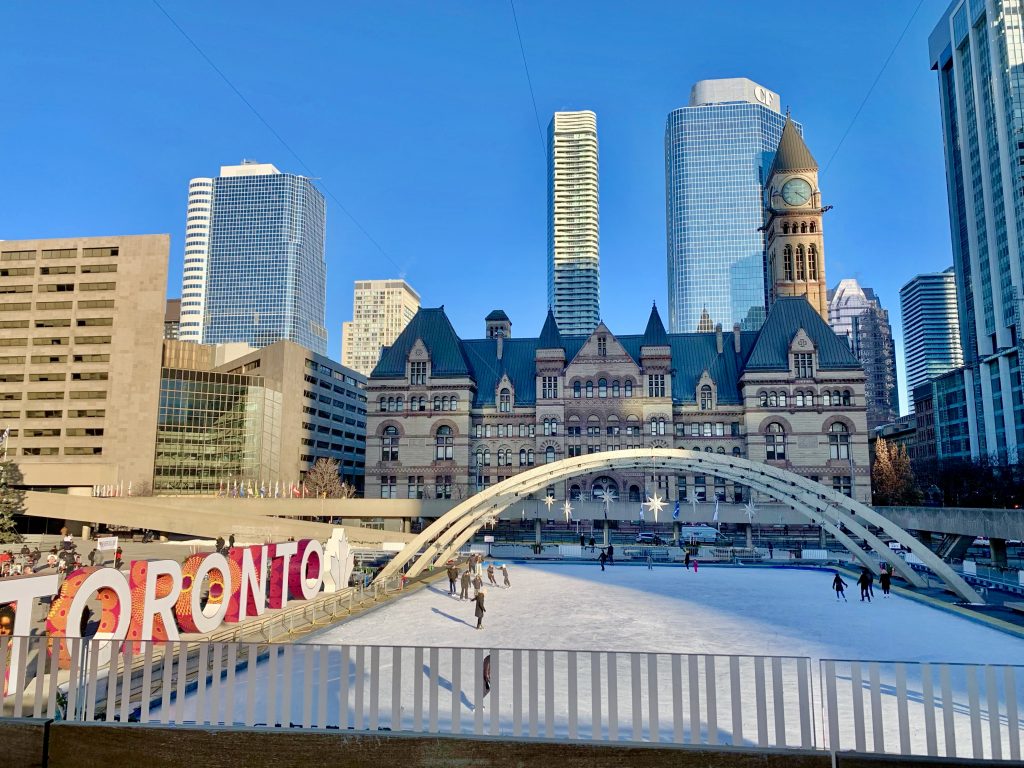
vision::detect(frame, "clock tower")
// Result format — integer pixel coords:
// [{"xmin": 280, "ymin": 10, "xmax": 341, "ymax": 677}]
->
[{"xmin": 763, "ymin": 116, "xmax": 828, "ymax": 320}]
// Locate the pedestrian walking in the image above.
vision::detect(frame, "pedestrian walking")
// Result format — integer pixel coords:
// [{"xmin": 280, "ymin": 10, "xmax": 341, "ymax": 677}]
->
[
  {"xmin": 459, "ymin": 568, "xmax": 471, "ymax": 600},
  {"xmin": 646, "ymin": 553, "xmax": 653, "ymax": 570},
  {"xmin": 114, "ymin": 546, "xmax": 123, "ymax": 570},
  {"xmin": 607, "ymin": 543, "xmax": 614, "ymax": 565},
  {"xmin": 500, "ymin": 564, "xmax": 511, "ymax": 588},
  {"xmin": 87, "ymin": 548, "xmax": 97, "ymax": 566},
  {"xmin": 487, "ymin": 563, "xmax": 497, "ymax": 585},
  {"xmin": 832, "ymin": 573, "xmax": 848, "ymax": 601},
  {"xmin": 215, "ymin": 536, "xmax": 225, "ymax": 554},
  {"xmin": 447, "ymin": 565, "xmax": 458, "ymax": 595},
  {"xmin": 598, "ymin": 551, "xmax": 607, "ymax": 571},
  {"xmin": 228, "ymin": 533, "xmax": 236, "ymax": 549},
  {"xmin": 879, "ymin": 568, "xmax": 892, "ymax": 598},
  {"xmin": 857, "ymin": 568, "xmax": 873, "ymax": 602},
  {"xmin": 473, "ymin": 589, "xmax": 486, "ymax": 630}
]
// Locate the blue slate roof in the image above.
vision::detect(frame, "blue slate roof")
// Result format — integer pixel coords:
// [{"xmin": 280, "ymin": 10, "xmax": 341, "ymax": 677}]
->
[{"xmin": 371, "ymin": 297, "xmax": 861, "ymax": 406}]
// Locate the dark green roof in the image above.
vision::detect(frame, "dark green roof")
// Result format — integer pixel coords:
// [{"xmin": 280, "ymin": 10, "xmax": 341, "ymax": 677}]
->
[
  {"xmin": 642, "ymin": 304, "xmax": 670, "ymax": 347},
  {"xmin": 745, "ymin": 297, "xmax": 860, "ymax": 371},
  {"xmin": 769, "ymin": 116, "xmax": 817, "ymax": 176},
  {"xmin": 485, "ymin": 309, "xmax": 510, "ymax": 322},
  {"xmin": 372, "ymin": 307, "xmax": 471, "ymax": 378},
  {"xmin": 537, "ymin": 309, "xmax": 562, "ymax": 349}
]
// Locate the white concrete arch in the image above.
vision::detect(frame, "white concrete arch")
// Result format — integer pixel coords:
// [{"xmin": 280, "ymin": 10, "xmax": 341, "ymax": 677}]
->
[{"xmin": 375, "ymin": 449, "xmax": 983, "ymax": 604}]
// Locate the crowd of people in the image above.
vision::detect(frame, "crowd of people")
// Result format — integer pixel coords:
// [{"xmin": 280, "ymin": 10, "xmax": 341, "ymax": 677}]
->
[
  {"xmin": 444, "ymin": 553, "xmax": 512, "ymax": 630},
  {"xmin": 831, "ymin": 564, "xmax": 894, "ymax": 602}
]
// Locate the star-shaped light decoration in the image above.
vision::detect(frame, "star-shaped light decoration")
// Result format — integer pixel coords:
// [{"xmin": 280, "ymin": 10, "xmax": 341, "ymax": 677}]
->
[
  {"xmin": 543, "ymin": 495, "xmax": 556, "ymax": 512},
  {"xmin": 743, "ymin": 501, "xmax": 758, "ymax": 523},
  {"xmin": 562, "ymin": 499, "xmax": 573, "ymax": 523},
  {"xmin": 596, "ymin": 487, "xmax": 615, "ymax": 518},
  {"xmin": 644, "ymin": 493, "xmax": 666, "ymax": 524}
]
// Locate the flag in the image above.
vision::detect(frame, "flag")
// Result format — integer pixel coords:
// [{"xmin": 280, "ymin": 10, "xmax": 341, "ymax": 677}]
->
[
  {"xmin": 713, "ymin": 498, "xmax": 720, "ymax": 523},
  {"xmin": 0, "ymin": 427, "xmax": 8, "ymax": 444},
  {"xmin": 673, "ymin": 500, "xmax": 680, "ymax": 521},
  {"xmin": 127, "ymin": 481, "xmax": 132, "ymax": 497}
]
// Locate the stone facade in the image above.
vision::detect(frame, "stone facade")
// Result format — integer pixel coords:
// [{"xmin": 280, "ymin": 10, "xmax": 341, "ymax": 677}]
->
[{"xmin": 365, "ymin": 299, "xmax": 869, "ymax": 505}]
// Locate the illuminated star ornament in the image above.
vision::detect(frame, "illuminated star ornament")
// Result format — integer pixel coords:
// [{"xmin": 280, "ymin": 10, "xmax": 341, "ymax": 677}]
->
[
  {"xmin": 743, "ymin": 501, "xmax": 758, "ymax": 523},
  {"xmin": 543, "ymin": 495, "xmax": 556, "ymax": 512},
  {"xmin": 644, "ymin": 493, "xmax": 666, "ymax": 524},
  {"xmin": 562, "ymin": 500, "xmax": 573, "ymax": 523}
]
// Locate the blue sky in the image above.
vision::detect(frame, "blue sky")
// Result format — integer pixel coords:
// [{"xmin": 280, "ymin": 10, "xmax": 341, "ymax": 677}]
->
[{"xmin": 1, "ymin": 1, "xmax": 952, "ymax": 411}]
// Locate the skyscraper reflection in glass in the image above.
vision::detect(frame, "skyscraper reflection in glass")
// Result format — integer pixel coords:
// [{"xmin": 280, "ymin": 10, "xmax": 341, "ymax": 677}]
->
[
  {"xmin": 202, "ymin": 161, "xmax": 328, "ymax": 355},
  {"xmin": 665, "ymin": 78, "xmax": 792, "ymax": 333}
]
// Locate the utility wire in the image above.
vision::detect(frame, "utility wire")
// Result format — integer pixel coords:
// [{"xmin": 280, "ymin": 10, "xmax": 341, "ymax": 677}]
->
[
  {"xmin": 823, "ymin": 0, "xmax": 926, "ymax": 172},
  {"xmin": 510, "ymin": 0, "xmax": 546, "ymax": 156},
  {"xmin": 151, "ymin": 0, "xmax": 403, "ymax": 272}
]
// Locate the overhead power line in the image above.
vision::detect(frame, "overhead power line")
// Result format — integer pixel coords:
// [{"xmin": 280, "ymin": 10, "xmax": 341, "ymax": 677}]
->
[
  {"xmin": 823, "ymin": 0, "xmax": 926, "ymax": 173},
  {"xmin": 510, "ymin": 0, "xmax": 546, "ymax": 157},
  {"xmin": 151, "ymin": 0, "xmax": 403, "ymax": 273}
]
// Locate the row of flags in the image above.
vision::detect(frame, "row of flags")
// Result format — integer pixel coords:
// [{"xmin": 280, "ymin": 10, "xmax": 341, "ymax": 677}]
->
[
  {"xmin": 219, "ymin": 480, "xmax": 310, "ymax": 498},
  {"xmin": 93, "ymin": 482, "xmax": 131, "ymax": 497}
]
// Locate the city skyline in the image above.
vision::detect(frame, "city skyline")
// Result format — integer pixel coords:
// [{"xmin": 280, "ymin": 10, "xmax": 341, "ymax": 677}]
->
[{"xmin": 1, "ymin": 2, "xmax": 954, "ymax": 409}]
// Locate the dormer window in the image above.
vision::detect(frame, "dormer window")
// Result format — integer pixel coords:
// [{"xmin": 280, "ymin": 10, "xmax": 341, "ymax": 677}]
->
[
  {"xmin": 794, "ymin": 352, "xmax": 813, "ymax": 379},
  {"xmin": 499, "ymin": 388, "xmax": 511, "ymax": 412},
  {"xmin": 410, "ymin": 361, "xmax": 427, "ymax": 385},
  {"xmin": 699, "ymin": 384, "xmax": 713, "ymax": 410}
]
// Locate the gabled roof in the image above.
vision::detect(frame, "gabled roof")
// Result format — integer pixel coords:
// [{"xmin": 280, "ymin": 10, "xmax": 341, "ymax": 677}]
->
[
  {"xmin": 371, "ymin": 307, "xmax": 471, "ymax": 378},
  {"xmin": 537, "ymin": 309, "xmax": 562, "ymax": 350},
  {"xmin": 768, "ymin": 116, "xmax": 817, "ymax": 176},
  {"xmin": 641, "ymin": 304, "xmax": 670, "ymax": 347},
  {"xmin": 745, "ymin": 297, "xmax": 860, "ymax": 371}
]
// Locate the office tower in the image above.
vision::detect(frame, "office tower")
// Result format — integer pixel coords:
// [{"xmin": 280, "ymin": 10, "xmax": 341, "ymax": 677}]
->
[
  {"xmin": 548, "ymin": 111, "xmax": 600, "ymax": 335},
  {"xmin": 164, "ymin": 299, "xmax": 181, "ymax": 340},
  {"xmin": 0, "ymin": 235, "xmax": 168, "ymax": 492},
  {"xmin": 666, "ymin": 78, "xmax": 790, "ymax": 333},
  {"xmin": 930, "ymin": 5, "xmax": 1024, "ymax": 460},
  {"xmin": 899, "ymin": 268, "xmax": 963, "ymax": 400},
  {"xmin": 341, "ymin": 279, "xmax": 421, "ymax": 376},
  {"xmin": 178, "ymin": 177, "xmax": 213, "ymax": 342},
  {"xmin": 828, "ymin": 280, "xmax": 899, "ymax": 428},
  {"xmin": 192, "ymin": 161, "xmax": 328, "ymax": 355}
]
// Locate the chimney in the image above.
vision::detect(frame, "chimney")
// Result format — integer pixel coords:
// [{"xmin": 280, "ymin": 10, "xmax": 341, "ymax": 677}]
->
[
  {"xmin": 496, "ymin": 335, "xmax": 504, "ymax": 361},
  {"xmin": 733, "ymin": 323, "xmax": 742, "ymax": 353},
  {"xmin": 715, "ymin": 323, "xmax": 723, "ymax": 354}
]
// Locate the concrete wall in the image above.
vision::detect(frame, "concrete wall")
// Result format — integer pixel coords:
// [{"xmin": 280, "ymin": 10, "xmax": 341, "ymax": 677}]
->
[{"xmin": 877, "ymin": 506, "xmax": 1024, "ymax": 540}]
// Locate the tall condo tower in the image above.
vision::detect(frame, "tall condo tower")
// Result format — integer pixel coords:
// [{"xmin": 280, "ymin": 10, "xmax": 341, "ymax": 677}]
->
[
  {"xmin": 666, "ymin": 78, "xmax": 790, "ymax": 333},
  {"xmin": 178, "ymin": 177, "xmax": 213, "ymax": 342},
  {"xmin": 899, "ymin": 268, "xmax": 963, "ymax": 404},
  {"xmin": 198, "ymin": 161, "xmax": 328, "ymax": 355},
  {"xmin": 341, "ymin": 279, "xmax": 421, "ymax": 376},
  {"xmin": 930, "ymin": 4, "xmax": 1024, "ymax": 460},
  {"xmin": 548, "ymin": 111, "xmax": 600, "ymax": 336}
]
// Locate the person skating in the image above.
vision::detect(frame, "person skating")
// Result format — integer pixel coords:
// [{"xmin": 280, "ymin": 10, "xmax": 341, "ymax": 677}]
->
[
  {"xmin": 473, "ymin": 589, "xmax": 486, "ymax": 629},
  {"xmin": 472, "ymin": 570, "xmax": 484, "ymax": 596},
  {"xmin": 580, "ymin": 534, "xmax": 585, "ymax": 548},
  {"xmin": 487, "ymin": 563, "xmax": 497, "ymax": 586},
  {"xmin": 607, "ymin": 543, "xmax": 614, "ymax": 565},
  {"xmin": 499, "ymin": 564, "xmax": 511, "ymax": 588},
  {"xmin": 684, "ymin": 550, "xmax": 690, "ymax": 569},
  {"xmin": 646, "ymin": 553, "xmax": 653, "ymax": 570},
  {"xmin": 447, "ymin": 565, "xmax": 458, "ymax": 595},
  {"xmin": 857, "ymin": 568, "xmax": 873, "ymax": 602},
  {"xmin": 692, "ymin": 559, "xmax": 699, "ymax": 573},
  {"xmin": 598, "ymin": 550, "xmax": 607, "ymax": 571},
  {"xmin": 879, "ymin": 568, "xmax": 892, "ymax": 598},
  {"xmin": 588, "ymin": 537, "xmax": 596, "ymax": 552},
  {"xmin": 832, "ymin": 572, "xmax": 848, "ymax": 601},
  {"xmin": 459, "ymin": 568, "xmax": 471, "ymax": 600}
]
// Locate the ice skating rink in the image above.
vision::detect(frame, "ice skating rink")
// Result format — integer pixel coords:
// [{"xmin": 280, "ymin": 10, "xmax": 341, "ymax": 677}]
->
[{"xmin": 314, "ymin": 563, "xmax": 1024, "ymax": 664}]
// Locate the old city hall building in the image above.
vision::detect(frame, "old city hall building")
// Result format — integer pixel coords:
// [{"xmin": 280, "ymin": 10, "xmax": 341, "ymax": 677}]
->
[{"xmin": 364, "ymin": 298, "xmax": 869, "ymax": 506}]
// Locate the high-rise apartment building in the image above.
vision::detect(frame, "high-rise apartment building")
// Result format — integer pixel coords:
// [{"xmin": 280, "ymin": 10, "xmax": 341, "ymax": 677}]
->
[
  {"xmin": 341, "ymin": 279, "xmax": 420, "ymax": 376},
  {"xmin": 0, "ymin": 235, "xmax": 168, "ymax": 492},
  {"xmin": 828, "ymin": 280, "xmax": 900, "ymax": 429},
  {"xmin": 899, "ymin": 268, "xmax": 963, "ymax": 401},
  {"xmin": 548, "ymin": 111, "xmax": 600, "ymax": 336},
  {"xmin": 666, "ymin": 78, "xmax": 790, "ymax": 333},
  {"xmin": 186, "ymin": 161, "xmax": 328, "ymax": 355},
  {"xmin": 930, "ymin": 4, "xmax": 1024, "ymax": 459}
]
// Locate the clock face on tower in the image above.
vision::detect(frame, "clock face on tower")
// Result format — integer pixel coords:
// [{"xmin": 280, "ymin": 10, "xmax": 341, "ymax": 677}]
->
[{"xmin": 781, "ymin": 178, "xmax": 812, "ymax": 206}]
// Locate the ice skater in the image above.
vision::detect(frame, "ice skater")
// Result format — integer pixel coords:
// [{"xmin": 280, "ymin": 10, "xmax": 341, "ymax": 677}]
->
[
  {"xmin": 598, "ymin": 550, "xmax": 607, "ymax": 571},
  {"xmin": 499, "ymin": 564, "xmax": 511, "ymax": 588},
  {"xmin": 473, "ymin": 570, "xmax": 484, "ymax": 596},
  {"xmin": 692, "ymin": 559, "xmax": 699, "ymax": 573},
  {"xmin": 473, "ymin": 588, "xmax": 486, "ymax": 630},
  {"xmin": 447, "ymin": 565, "xmax": 458, "ymax": 595},
  {"xmin": 857, "ymin": 568, "xmax": 873, "ymax": 602},
  {"xmin": 487, "ymin": 563, "xmax": 497, "ymax": 586},
  {"xmin": 832, "ymin": 572, "xmax": 848, "ymax": 601},
  {"xmin": 459, "ymin": 568, "xmax": 471, "ymax": 600},
  {"xmin": 607, "ymin": 544, "xmax": 614, "ymax": 565},
  {"xmin": 684, "ymin": 550, "xmax": 690, "ymax": 569},
  {"xmin": 646, "ymin": 552, "xmax": 653, "ymax": 570},
  {"xmin": 879, "ymin": 568, "xmax": 892, "ymax": 598}
]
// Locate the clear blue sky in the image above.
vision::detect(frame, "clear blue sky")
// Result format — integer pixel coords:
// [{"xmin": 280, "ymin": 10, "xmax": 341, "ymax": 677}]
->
[{"xmin": 1, "ymin": 1, "xmax": 952, "ymax": 411}]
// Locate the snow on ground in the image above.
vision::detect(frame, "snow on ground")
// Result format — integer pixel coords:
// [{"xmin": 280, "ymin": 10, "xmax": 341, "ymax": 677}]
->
[{"xmin": 312, "ymin": 563, "xmax": 1024, "ymax": 664}]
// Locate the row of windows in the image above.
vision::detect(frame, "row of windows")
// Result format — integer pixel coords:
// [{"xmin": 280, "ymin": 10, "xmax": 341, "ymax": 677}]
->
[
  {"xmin": 21, "ymin": 446, "xmax": 103, "ymax": 456},
  {"xmin": 758, "ymin": 389, "xmax": 852, "ymax": 407},
  {"xmin": 570, "ymin": 379, "xmax": 635, "ymax": 399},
  {"xmin": 764, "ymin": 421, "xmax": 850, "ymax": 461},
  {"xmin": 380, "ymin": 474, "xmax": 453, "ymax": 499},
  {"xmin": 379, "ymin": 394, "xmax": 458, "ymax": 412},
  {"xmin": 0, "ymin": 247, "xmax": 118, "ymax": 262}
]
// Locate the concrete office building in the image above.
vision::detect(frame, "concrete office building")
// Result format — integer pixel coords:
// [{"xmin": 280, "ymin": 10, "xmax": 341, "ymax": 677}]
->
[
  {"xmin": 930, "ymin": 3, "xmax": 1024, "ymax": 460},
  {"xmin": 0, "ymin": 235, "xmax": 169, "ymax": 493},
  {"xmin": 163, "ymin": 299, "xmax": 181, "ymax": 340},
  {"xmin": 341, "ymin": 279, "xmax": 420, "ymax": 376},
  {"xmin": 548, "ymin": 111, "xmax": 600, "ymax": 336},
  {"xmin": 899, "ymin": 268, "xmax": 963, "ymax": 403}
]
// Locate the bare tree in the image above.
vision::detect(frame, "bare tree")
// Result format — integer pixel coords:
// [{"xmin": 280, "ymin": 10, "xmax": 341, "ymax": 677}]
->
[{"xmin": 305, "ymin": 458, "xmax": 346, "ymax": 498}]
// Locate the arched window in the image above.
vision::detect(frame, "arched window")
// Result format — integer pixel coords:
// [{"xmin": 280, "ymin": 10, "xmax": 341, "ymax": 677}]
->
[
  {"xmin": 796, "ymin": 245, "xmax": 806, "ymax": 280},
  {"xmin": 795, "ymin": 391, "xmax": 804, "ymax": 407},
  {"xmin": 833, "ymin": 390, "xmax": 842, "ymax": 405},
  {"xmin": 527, "ymin": 449, "xmax": 535, "ymax": 466},
  {"xmin": 519, "ymin": 448, "xmax": 526, "ymax": 466},
  {"xmin": 782, "ymin": 222, "xmax": 791, "ymax": 234},
  {"xmin": 396, "ymin": 396, "xmax": 404, "ymax": 411},
  {"xmin": 716, "ymin": 447, "xmax": 726, "ymax": 454},
  {"xmin": 450, "ymin": 395, "xmax": 458, "ymax": 411},
  {"xmin": 475, "ymin": 448, "xmax": 484, "ymax": 467},
  {"xmin": 807, "ymin": 245, "xmax": 818, "ymax": 280},
  {"xmin": 483, "ymin": 449, "xmax": 491, "ymax": 466},
  {"xmin": 598, "ymin": 378, "xmax": 607, "ymax": 398},
  {"xmin": 800, "ymin": 222, "xmax": 808, "ymax": 234},
  {"xmin": 829, "ymin": 422, "xmax": 850, "ymax": 460},
  {"xmin": 732, "ymin": 446, "xmax": 742, "ymax": 457},
  {"xmin": 768, "ymin": 392, "xmax": 778, "ymax": 407},
  {"xmin": 386, "ymin": 397, "xmax": 394, "ymax": 412},
  {"xmin": 778, "ymin": 391, "xmax": 788, "ymax": 407},
  {"xmin": 435, "ymin": 426, "xmax": 453, "ymax": 461},
  {"xmin": 543, "ymin": 419, "xmax": 550, "ymax": 436},
  {"xmin": 628, "ymin": 485, "xmax": 642, "ymax": 502},
  {"xmin": 611, "ymin": 380, "xmax": 620, "ymax": 398},
  {"xmin": 700, "ymin": 385, "xmax": 713, "ymax": 410},
  {"xmin": 381, "ymin": 426, "xmax": 399, "ymax": 462},
  {"xmin": 809, "ymin": 221, "xmax": 816, "ymax": 233},
  {"xmin": 842, "ymin": 390, "xmax": 851, "ymax": 406},
  {"xmin": 624, "ymin": 380, "xmax": 633, "ymax": 398},
  {"xmin": 545, "ymin": 446, "xmax": 555, "ymax": 464},
  {"xmin": 569, "ymin": 484, "xmax": 582, "ymax": 500},
  {"xmin": 573, "ymin": 381, "xmax": 581, "ymax": 399},
  {"xmin": 550, "ymin": 418, "xmax": 558, "ymax": 436},
  {"xmin": 822, "ymin": 390, "xmax": 832, "ymax": 407},
  {"xmin": 378, "ymin": 396, "xmax": 386, "ymax": 412},
  {"xmin": 497, "ymin": 450, "xmax": 505, "ymax": 467},
  {"xmin": 659, "ymin": 418, "xmax": 666, "ymax": 435},
  {"xmin": 705, "ymin": 446, "xmax": 713, "ymax": 453},
  {"xmin": 433, "ymin": 395, "xmax": 441, "ymax": 411},
  {"xmin": 765, "ymin": 422, "xmax": 786, "ymax": 461},
  {"xmin": 650, "ymin": 418, "xmax": 658, "ymax": 436},
  {"xmin": 759, "ymin": 392, "xmax": 769, "ymax": 407},
  {"xmin": 586, "ymin": 381, "xmax": 594, "ymax": 398},
  {"xmin": 783, "ymin": 245, "xmax": 793, "ymax": 281},
  {"xmin": 499, "ymin": 388, "xmax": 511, "ymax": 412}
]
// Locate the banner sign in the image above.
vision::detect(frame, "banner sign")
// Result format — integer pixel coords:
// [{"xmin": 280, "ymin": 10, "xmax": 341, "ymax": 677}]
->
[{"xmin": 96, "ymin": 536, "xmax": 118, "ymax": 552}]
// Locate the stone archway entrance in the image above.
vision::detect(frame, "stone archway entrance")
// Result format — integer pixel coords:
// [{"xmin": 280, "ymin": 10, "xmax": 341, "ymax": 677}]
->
[{"xmin": 374, "ymin": 449, "xmax": 982, "ymax": 603}]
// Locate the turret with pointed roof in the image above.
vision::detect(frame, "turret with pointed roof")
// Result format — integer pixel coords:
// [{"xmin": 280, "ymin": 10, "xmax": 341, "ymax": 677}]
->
[
  {"xmin": 538, "ymin": 309, "xmax": 563, "ymax": 350},
  {"xmin": 642, "ymin": 303, "xmax": 670, "ymax": 347},
  {"xmin": 768, "ymin": 115, "xmax": 817, "ymax": 177}
]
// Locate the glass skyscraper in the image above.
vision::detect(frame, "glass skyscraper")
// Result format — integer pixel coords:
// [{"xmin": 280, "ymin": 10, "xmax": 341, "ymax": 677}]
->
[
  {"xmin": 899, "ymin": 268, "xmax": 963, "ymax": 404},
  {"xmin": 665, "ymin": 78, "xmax": 792, "ymax": 333},
  {"xmin": 930, "ymin": 1, "xmax": 1024, "ymax": 460},
  {"xmin": 199, "ymin": 161, "xmax": 328, "ymax": 355}
]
